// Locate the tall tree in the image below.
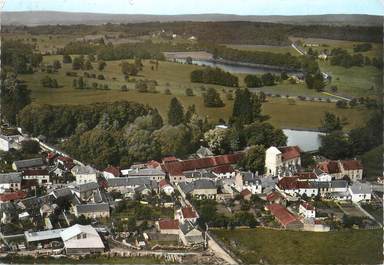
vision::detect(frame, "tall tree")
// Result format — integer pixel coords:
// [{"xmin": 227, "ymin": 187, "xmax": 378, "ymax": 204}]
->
[
  {"xmin": 1, "ymin": 74, "xmax": 31, "ymax": 125},
  {"xmin": 319, "ymin": 131, "xmax": 351, "ymax": 159},
  {"xmin": 239, "ymin": 145, "xmax": 266, "ymax": 174},
  {"xmin": 232, "ymin": 88, "xmax": 253, "ymax": 125},
  {"xmin": 203, "ymin": 87, "xmax": 224, "ymax": 107},
  {"xmin": 167, "ymin": 97, "xmax": 184, "ymax": 126},
  {"xmin": 321, "ymin": 112, "xmax": 347, "ymax": 133}
]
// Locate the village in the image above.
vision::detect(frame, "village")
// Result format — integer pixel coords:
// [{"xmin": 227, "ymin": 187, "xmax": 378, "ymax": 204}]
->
[{"xmin": 0, "ymin": 124, "xmax": 381, "ymax": 264}]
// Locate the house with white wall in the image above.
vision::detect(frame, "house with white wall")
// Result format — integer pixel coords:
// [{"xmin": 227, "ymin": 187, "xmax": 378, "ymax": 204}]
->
[
  {"xmin": 348, "ymin": 182, "xmax": 371, "ymax": 203},
  {"xmin": 265, "ymin": 146, "xmax": 301, "ymax": 178},
  {"xmin": 299, "ymin": 202, "xmax": 316, "ymax": 219},
  {"xmin": 71, "ymin": 165, "xmax": 98, "ymax": 184}
]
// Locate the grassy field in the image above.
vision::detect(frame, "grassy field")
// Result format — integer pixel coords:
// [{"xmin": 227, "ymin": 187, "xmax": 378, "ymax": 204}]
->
[
  {"xmin": 320, "ymin": 62, "xmax": 382, "ymax": 97},
  {"xmin": 225, "ymin": 44, "xmax": 299, "ymax": 55},
  {"xmin": 20, "ymin": 56, "xmax": 369, "ymax": 130},
  {"xmin": 290, "ymin": 37, "xmax": 383, "ymax": 59},
  {"xmin": 212, "ymin": 228, "xmax": 383, "ymax": 264}
]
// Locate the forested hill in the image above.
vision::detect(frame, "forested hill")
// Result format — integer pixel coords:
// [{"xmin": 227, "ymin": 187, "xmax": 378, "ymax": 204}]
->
[{"xmin": 2, "ymin": 12, "xmax": 382, "ymax": 27}]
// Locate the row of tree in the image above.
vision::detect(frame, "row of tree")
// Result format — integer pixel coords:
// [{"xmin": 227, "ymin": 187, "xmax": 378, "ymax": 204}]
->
[
  {"xmin": 17, "ymin": 101, "xmax": 152, "ymax": 140},
  {"xmin": 330, "ymin": 48, "xmax": 382, "ymax": 68},
  {"xmin": 190, "ymin": 67, "xmax": 239, "ymax": 87},
  {"xmin": 209, "ymin": 45, "xmax": 302, "ymax": 70},
  {"xmin": 244, "ymin": 73, "xmax": 276, "ymax": 87}
]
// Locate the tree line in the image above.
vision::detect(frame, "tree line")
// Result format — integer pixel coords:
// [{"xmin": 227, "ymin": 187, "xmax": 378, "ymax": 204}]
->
[
  {"xmin": 330, "ymin": 48, "xmax": 382, "ymax": 68},
  {"xmin": 190, "ymin": 67, "xmax": 239, "ymax": 87},
  {"xmin": 12, "ymin": 21, "xmax": 381, "ymax": 44}
]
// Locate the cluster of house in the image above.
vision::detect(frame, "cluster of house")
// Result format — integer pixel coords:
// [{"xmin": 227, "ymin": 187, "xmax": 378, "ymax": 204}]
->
[
  {"xmin": 156, "ymin": 206, "xmax": 205, "ymax": 247},
  {"xmin": 0, "ymin": 137, "xmax": 376, "ymax": 253}
]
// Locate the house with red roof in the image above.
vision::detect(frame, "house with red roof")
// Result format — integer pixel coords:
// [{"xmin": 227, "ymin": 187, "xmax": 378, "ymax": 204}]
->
[
  {"xmin": 103, "ymin": 166, "xmax": 121, "ymax": 179},
  {"xmin": 266, "ymin": 191, "xmax": 284, "ymax": 205},
  {"xmin": 299, "ymin": 202, "xmax": 316, "ymax": 219},
  {"xmin": 156, "ymin": 219, "xmax": 179, "ymax": 235},
  {"xmin": 56, "ymin": 156, "xmax": 75, "ymax": 171},
  {"xmin": 211, "ymin": 165, "xmax": 235, "ymax": 179},
  {"xmin": 176, "ymin": 206, "xmax": 199, "ymax": 224},
  {"xmin": 0, "ymin": 191, "xmax": 27, "ymax": 203},
  {"xmin": 317, "ymin": 159, "xmax": 363, "ymax": 182},
  {"xmin": 146, "ymin": 160, "xmax": 162, "ymax": 170},
  {"xmin": 339, "ymin": 160, "xmax": 363, "ymax": 182},
  {"xmin": 266, "ymin": 203, "xmax": 303, "ymax": 230},
  {"xmin": 240, "ymin": 189, "xmax": 252, "ymax": 201},
  {"xmin": 277, "ymin": 177, "xmax": 319, "ymax": 197},
  {"xmin": 163, "ymin": 153, "xmax": 243, "ymax": 184},
  {"xmin": 265, "ymin": 146, "xmax": 301, "ymax": 178},
  {"xmin": 317, "ymin": 160, "xmax": 342, "ymax": 179},
  {"xmin": 159, "ymin": 179, "xmax": 174, "ymax": 195}
]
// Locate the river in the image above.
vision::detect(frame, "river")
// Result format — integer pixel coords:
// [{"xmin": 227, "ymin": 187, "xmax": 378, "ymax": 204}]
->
[
  {"xmin": 282, "ymin": 129, "xmax": 325, "ymax": 152},
  {"xmin": 175, "ymin": 58, "xmax": 302, "ymax": 75}
]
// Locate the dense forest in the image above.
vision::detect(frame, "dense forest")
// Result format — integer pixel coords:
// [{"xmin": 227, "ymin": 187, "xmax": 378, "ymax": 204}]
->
[
  {"xmin": 5, "ymin": 21, "xmax": 381, "ymax": 44},
  {"xmin": 2, "ymin": 40, "xmax": 43, "ymax": 74},
  {"xmin": 18, "ymin": 102, "xmax": 151, "ymax": 140}
]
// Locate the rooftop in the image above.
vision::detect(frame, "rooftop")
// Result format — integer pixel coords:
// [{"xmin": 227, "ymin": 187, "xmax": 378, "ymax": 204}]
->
[
  {"xmin": 278, "ymin": 146, "xmax": 301, "ymax": 161},
  {"xmin": 181, "ymin": 206, "xmax": 198, "ymax": 219},
  {"xmin": 127, "ymin": 168, "xmax": 166, "ymax": 177},
  {"xmin": 164, "ymin": 153, "xmax": 243, "ymax": 176},
  {"xmin": 0, "ymin": 172, "xmax": 22, "ymax": 184},
  {"xmin": 22, "ymin": 169, "xmax": 49, "ymax": 176},
  {"xmin": 317, "ymin": 160, "xmax": 341, "ymax": 174},
  {"xmin": 341, "ymin": 160, "xmax": 363, "ymax": 171},
  {"xmin": 179, "ymin": 179, "xmax": 217, "ymax": 194},
  {"xmin": 76, "ymin": 203, "xmax": 110, "ymax": 214},
  {"xmin": 349, "ymin": 182, "xmax": 371, "ymax": 194},
  {"xmin": 107, "ymin": 177, "xmax": 151, "ymax": 187},
  {"xmin": 13, "ymin": 158, "xmax": 44, "ymax": 170},
  {"xmin": 103, "ymin": 166, "xmax": 121, "ymax": 177},
  {"xmin": 158, "ymin": 219, "xmax": 179, "ymax": 230},
  {"xmin": 266, "ymin": 203, "xmax": 301, "ymax": 227},
  {"xmin": 76, "ymin": 182, "xmax": 99, "ymax": 193},
  {"xmin": 25, "ymin": 228, "xmax": 65, "ymax": 243},
  {"xmin": 0, "ymin": 191, "xmax": 27, "ymax": 202},
  {"xmin": 71, "ymin": 165, "xmax": 97, "ymax": 175}
]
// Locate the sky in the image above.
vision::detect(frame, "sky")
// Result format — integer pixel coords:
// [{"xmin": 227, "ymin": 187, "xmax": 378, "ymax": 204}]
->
[{"xmin": 3, "ymin": 0, "xmax": 383, "ymax": 16}]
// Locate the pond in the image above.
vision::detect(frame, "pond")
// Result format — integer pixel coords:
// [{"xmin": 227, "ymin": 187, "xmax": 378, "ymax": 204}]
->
[{"xmin": 282, "ymin": 129, "xmax": 325, "ymax": 152}]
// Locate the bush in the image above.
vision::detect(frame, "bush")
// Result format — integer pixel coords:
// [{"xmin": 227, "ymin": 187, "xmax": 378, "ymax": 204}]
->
[
  {"xmin": 40, "ymin": 76, "xmax": 59, "ymax": 88},
  {"xmin": 185, "ymin": 88, "xmax": 194, "ymax": 96},
  {"xmin": 203, "ymin": 87, "xmax": 224, "ymax": 107},
  {"xmin": 336, "ymin": 100, "xmax": 348, "ymax": 108}
]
